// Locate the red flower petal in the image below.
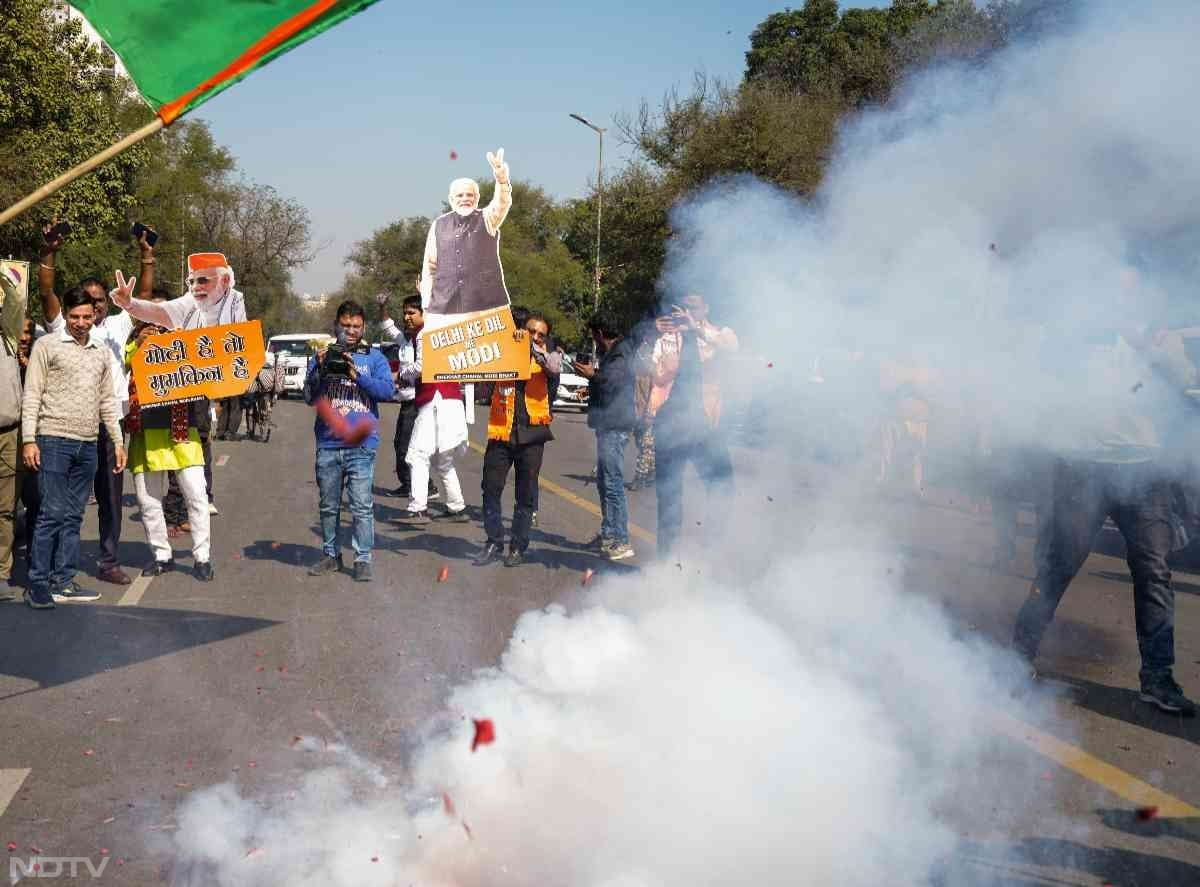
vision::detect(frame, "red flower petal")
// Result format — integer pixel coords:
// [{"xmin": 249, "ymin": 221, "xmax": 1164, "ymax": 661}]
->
[
  {"xmin": 449, "ymin": 151, "xmax": 458, "ymax": 160},
  {"xmin": 471, "ymin": 719, "xmax": 495, "ymax": 752},
  {"xmin": 581, "ymin": 569, "xmax": 595, "ymax": 587},
  {"xmin": 83, "ymin": 749, "xmax": 94, "ymax": 757},
  {"xmin": 442, "ymin": 792, "xmax": 456, "ymax": 816},
  {"xmin": 1136, "ymin": 806, "xmax": 1159, "ymax": 821},
  {"xmin": 254, "ymin": 651, "xmax": 265, "ymax": 658},
  {"xmin": 6, "ymin": 842, "xmax": 16, "ymax": 852},
  {"xmin": 100, "ymin": 848, "xmax": 109, "ymax": 856},
  {"xmin": 255, "ymin": 666, "xmax": 264, "ymax": 673},
  {"xmin": 767, "ymin": 362, "xmax": 774, "ymax": 368},
  {"xmin": 437, "ymin": 566, "xmax": 450, "ymax": 583}
]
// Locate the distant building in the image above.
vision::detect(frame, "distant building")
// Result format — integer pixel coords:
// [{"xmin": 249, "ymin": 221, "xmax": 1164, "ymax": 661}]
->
[
  {"xmin": 50, "ymin": 2, "xmax": 128, "ymax": 77},
  {"xmin": 301, "ymin": 292, "xmax": 330, "ymax": 311}
]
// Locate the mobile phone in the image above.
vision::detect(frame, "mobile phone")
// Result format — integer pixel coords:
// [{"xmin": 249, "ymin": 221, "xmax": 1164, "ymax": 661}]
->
[
  {"xmin": 44, "ymin": 221, "xmax": 71, "ymax": 242},
  {"xmin": 131, "ymin": 222, "xmax": 159, "ymax": 247}
]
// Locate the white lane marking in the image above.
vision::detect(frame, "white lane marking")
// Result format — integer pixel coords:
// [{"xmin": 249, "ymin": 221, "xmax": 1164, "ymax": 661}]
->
[
  {"xmin": 117, "ymin": 573, "xmax": 154, "ymax": 607},
  {"xmin": 215, "ymin": 454, "xmax": 229, "ymax": 467},
  {"xmin": 0, "ymin": 768, "xmax": 30, "ymax": 818}
]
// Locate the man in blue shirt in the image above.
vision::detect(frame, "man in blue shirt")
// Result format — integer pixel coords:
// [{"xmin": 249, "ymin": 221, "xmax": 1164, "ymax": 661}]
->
[{"xmin": 304, "ymin": 300, "xmax": 395, "ymax": 581}]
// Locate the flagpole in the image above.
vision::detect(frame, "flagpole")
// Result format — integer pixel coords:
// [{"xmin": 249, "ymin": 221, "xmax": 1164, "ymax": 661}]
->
[{"xmin": 0, "ymin": 117, "xmax": 166, "ymax": 228}]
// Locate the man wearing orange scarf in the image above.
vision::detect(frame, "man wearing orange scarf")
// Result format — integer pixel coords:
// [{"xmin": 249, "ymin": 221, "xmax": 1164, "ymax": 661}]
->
[{"xmin": 473, "ymin": 313, "xmax": 562, "ymax": 567}]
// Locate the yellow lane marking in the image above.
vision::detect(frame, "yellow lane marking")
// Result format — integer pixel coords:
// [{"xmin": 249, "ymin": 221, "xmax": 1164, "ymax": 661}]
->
[
  {"xmin": 467, "ymin": 441, "xmax": 656, "ymax": 544},
  {"xmin": 0, "ymin": 768, "xmax": 30, "ymax": 818},
  {"xmin": 470, "ymin": 437, "xmax": 1200, "ymax": 818},
  {"xmin": 989, "ymin": 711, "xmax": 1200, "ymax": 818}
]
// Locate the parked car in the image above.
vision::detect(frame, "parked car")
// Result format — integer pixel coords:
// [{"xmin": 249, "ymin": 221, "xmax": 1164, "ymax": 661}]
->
[
  {"xmin": 267, "ymin": 333, "xmax": 334, "ymax": 398},
  {"xmin": 553, "ymin": 359, "xmax": 589, "ymax": 412}
]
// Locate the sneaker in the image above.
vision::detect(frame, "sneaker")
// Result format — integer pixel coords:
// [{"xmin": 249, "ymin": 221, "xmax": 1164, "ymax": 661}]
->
[
  {"xmin": 586, "ymin": 534, "xmax": 610, "ymax": 552},
  {"xmin": 503, "ymin": 548, "xmax": 526, "ymax": 568},
  {"xmin": 142, "ymin": 559, "xmax": 175, "ymax": 577},
  {"xmin": 439, "ymin": 508, "xmax": 470, "ymax": 523},
  {"xmin": 353, "ymin": 561, "xmax": 373, "ymax": 582},
  {"xmin": 396, "ymin": 510, "xmax": 431, "ymax": 526},
  {"xmin": 472, "ymin": 543, "xmax": 504, "ymax": 567},
  {"xmin": 606, "ymin": 542, "xmax": 635, "ymax": 562},
  {"xmin": 208, "ymin": 503, "xmax": 219, "ymax": 516},
  {"xmin": 52, "ymin": 583, "xmax": 101, "ymax": 603},
  {"xmin": 307, "ymin": 554, "xmax": 342, "ymax": 576},
  {"xmin": 194, "ymin": 561, "xmax": 215, "ymax": 582},
  {"xmin": 1139, "ymin": 674, "xmax": 1197, "ymax": 717},
  {"xmin": 24, "ymin": 587, "xmax": 55, "ymax": 609}
]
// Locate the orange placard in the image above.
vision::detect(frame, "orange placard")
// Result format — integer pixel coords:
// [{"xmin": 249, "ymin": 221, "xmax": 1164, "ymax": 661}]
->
[
  {"xmin": 130, "ymin": 320, "xmax": 266, "ymax": 406},
  {"xmin": 421, "ymin": 306, "xmax": 531, "ymax": 382}
]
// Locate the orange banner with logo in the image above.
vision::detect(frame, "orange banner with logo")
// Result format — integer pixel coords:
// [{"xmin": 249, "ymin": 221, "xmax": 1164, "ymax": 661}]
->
[
  {"xmin": 130, "ymin": 320, "xmax": 266, "ymax": 406},
  {"xmin": 421, "ymin": 306, "xmax": 531, "ymax": 383}
]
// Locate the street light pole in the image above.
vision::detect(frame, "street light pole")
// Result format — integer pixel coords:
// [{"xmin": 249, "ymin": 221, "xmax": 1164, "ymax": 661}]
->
[{"xmin": 570, "ymin": 113, "xmax": 605, "ymax": 359}]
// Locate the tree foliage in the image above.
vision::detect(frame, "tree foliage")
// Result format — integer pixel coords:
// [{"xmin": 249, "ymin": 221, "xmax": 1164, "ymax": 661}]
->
[{"xmin": 0, "ymin": 0, "xmax": 316, "ymax": 337}]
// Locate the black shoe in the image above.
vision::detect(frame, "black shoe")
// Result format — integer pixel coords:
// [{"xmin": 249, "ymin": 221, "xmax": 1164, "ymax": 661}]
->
[
  {"xmin": 308, "ymin": 554, "xmax": 342, "ymax": 576},
  {"xmin": 194, "ymin": 561, "xmax": 215, "ymax": 582},
  {"xmin": 353, "ymin": 561, "xmax": 373, "ymax": 582},
  {"xmin": 51, "ymin": 583, "xmax": 101, "ymax": 603},
  {"xmin": 472, "ymin": 543, "xmax": 503, "ymax": 566},
  {"xmin": 1139, "ymin": 673, "xmax": 1197, "ymax": 716},
  {"xmin": 503, "ymin": 548, "xmax": 526, "ymax": 568},
  {"xmin": 24, "ymin": 587, "xmax": 55, "ymax": 609},
  {"xmin": 439, "ymin": 508, "xmax": 470, "ymax": 523},
  {"xmin": 391, "ymin": 485, "xmax": 411, "ymax": 498},
  {"xmin": 396, "ymin": 510, "xmax": 431, "ymax": 526},
  {"xmin": 531, "ymin": 511, "xmax": 539, "ymax": 528},
  {"xmin": 142, "ymin": 559, "xmax": 175, "ymax": 577}
]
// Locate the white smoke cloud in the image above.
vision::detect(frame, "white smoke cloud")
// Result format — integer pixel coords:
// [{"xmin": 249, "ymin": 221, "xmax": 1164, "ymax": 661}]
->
[{"xmin": 164, "ymin": 2, "xmax": 1200, "ymax": 884}]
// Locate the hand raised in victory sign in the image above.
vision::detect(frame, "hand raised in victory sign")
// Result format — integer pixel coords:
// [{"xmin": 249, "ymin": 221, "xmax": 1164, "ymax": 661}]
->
[
  {"xmin": 110, "ymin": 268, "xmax": 137, "ymax": 310},
  {"xmin": 487, "ymin": 148, "xmax": 509, "ymax": 185}
]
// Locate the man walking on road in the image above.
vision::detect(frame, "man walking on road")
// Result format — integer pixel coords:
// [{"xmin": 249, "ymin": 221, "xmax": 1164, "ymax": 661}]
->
[
  {"xmin": 650, "ymin": 294, "xmax": 739, "ymax": 559},
  {"xmin": 21, "ymin": 287, "xmax": 126, "ymax": 608},
  {"xmin": 1012, "ymin": 303, "xmax": 1197, "ymax": 716},
  {"xmin": 573, "ymin": 312, "xmax": 637, "ymax": 561},
  {"xmin": 304, "ymin": 301, "xmax": 395, "ymax": 581},
  {"xmin": 474, "ymin": 312, "xmax": 561, "ymax": 567}
]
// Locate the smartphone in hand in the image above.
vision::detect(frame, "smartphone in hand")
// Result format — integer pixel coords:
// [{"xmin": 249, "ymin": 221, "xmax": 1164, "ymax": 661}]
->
[
  {"xmin": 44, "ymin": 220, "xmax": 71, "ymax": 243},
  {"xmin": 130, "ymin": 222, "xmax": 159, "ymax": 247}
]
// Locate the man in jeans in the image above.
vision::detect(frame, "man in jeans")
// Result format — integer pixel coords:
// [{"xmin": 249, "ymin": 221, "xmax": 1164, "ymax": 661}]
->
[
  {"xmin": 304, "ymin": 300, "xmax": 395, "ymax": 581},
  {"xmin": 1013, "ymin": 320, "xmax": 1197, "ymax": 716},
  {"xmin": 20, "ymin": 286, "xmax": 125, "ymax": 608},
  {"xmin": 650, "ymin": 294, "xmax": 739, "ymax": 559},
  {"xmin": 574, "ymin": 313, "xmax": 637, "ymax": 561}
]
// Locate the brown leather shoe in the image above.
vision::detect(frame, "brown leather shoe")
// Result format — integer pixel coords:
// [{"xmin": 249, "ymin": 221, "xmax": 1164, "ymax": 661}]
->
[{"xmin": 97, "ymin": 565, "xmax": 132, "ymax": 585}]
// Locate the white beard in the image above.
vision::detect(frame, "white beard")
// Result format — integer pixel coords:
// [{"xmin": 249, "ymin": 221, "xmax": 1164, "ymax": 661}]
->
[{"xmin": 453, "ymin": 204, "xmax": 476, "ymax": 217}]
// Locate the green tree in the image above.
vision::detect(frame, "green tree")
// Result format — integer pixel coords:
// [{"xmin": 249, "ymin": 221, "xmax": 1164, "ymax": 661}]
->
[{"xmin": 0, "ymin": 0, "xmax": 151, "ymax": 262}]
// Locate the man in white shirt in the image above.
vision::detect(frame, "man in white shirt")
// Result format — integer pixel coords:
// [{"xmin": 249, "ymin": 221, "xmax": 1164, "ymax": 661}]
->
[
  {"xmin": 377, "ymin": 290, "xmax": 437, "ymax": 501},
  {"xmin": 37, "ymin": 225, "xmax": 153, "ymax": 586}
]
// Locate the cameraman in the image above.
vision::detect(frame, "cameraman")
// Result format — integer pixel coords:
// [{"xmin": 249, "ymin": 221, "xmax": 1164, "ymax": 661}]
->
[{"xmin": 303, "ymin": 301, "xmax": 395, "ymax": 581}]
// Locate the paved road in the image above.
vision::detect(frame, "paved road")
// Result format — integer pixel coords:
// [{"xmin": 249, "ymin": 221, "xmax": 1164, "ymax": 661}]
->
[{"xmin": 1, "ymin": 398, "xmax": 1197, "ymax": 884}]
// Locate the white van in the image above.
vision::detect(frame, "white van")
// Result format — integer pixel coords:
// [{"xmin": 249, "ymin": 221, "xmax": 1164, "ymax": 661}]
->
[{"xmin": 267, "ymin": 333, "xmax": 334, "ymax": 397}]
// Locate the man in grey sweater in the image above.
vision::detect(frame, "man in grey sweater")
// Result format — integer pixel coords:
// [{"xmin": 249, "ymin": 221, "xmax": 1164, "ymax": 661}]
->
[{"xmin": 21, "ymin": 286, "xmax": 125, "ymax": 609}]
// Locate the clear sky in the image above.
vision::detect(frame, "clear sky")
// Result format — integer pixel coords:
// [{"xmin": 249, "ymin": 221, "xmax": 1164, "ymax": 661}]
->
[{"xmin": 195, "ymin": 1, "xmax": 887, "ymax": 298}]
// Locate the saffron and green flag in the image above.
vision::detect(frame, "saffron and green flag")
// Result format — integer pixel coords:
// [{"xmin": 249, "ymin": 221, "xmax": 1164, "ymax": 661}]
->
[{"xmin": 71, "ymin": 0, "xmax": 380, "ymax": 124}]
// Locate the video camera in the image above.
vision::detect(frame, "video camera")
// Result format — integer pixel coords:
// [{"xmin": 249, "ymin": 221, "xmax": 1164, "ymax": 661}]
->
[{"xmin": 321, "ymin": 341, "xmax": 371, "ymax": 381}]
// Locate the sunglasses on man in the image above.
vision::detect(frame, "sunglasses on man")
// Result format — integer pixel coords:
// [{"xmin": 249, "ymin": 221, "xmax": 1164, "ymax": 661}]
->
[{"xmin": 186, "ymin": 275, "xmax": 213, "ymax": 286}]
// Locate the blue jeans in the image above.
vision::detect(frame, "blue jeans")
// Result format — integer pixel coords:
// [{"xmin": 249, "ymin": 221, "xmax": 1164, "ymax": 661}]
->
[
  {"xmin": 654, "ymin": 430, "xmax": 734, "ymax": 558},
  {"xmin": 595, "ymin": 430, "xmax": 630, "ymax": 544},
  {"xmin": 315, "ymin": 446, "xmax": 376, "ymax": 564},
  {"xmin": 29, "ymin": 435, "xmax": 98, "ymax": 593},
  {"xmin": 1014, "ymin": 458, "xmax": 1175, "ymax": 680}
]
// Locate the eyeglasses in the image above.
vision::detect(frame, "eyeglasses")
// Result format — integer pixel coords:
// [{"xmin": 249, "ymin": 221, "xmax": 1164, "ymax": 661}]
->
[{"xmin": 186, "ymin": 276, "xmax": 213, "ymax": 285}]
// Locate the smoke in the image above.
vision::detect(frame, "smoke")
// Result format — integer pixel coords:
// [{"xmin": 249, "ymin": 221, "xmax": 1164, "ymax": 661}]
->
[
  {"xmin": 666, "ymin": 0, "xmax": 1200, "ymax": 469},
  {"xmin": 164, "ymin": 2, "xmax": 1200, "ymax": 884}
]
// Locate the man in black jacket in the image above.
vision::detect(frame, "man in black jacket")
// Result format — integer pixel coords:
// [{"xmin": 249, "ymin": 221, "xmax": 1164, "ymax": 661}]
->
[{"xmin": 573, "ymin": 313, "xmax": 636, "ymax": 561}]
